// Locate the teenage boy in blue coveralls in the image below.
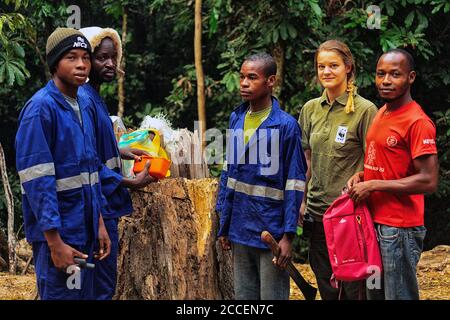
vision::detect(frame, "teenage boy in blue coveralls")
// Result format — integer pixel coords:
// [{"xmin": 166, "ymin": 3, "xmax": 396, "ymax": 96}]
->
[
  {"xmin": 79, "ymin": 27, "xmax": 155, "ymax": 300},
  {"xmin": 15, "ymin": 27, "xmax": 110, "ymax": 300},
  {"xmin": 216, "ymin": 53, "xmax": 307, "ymax": 300}
]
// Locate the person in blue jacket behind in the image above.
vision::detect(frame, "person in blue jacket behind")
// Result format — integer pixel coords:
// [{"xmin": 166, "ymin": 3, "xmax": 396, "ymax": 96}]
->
[
  {"xmin": 15, "ymin": 27, "xmax": 111, "ymax": 300},
  {"xmin": 216, "ymin": 53, "xmax": 307, "ymax": 300},
  {"xmin": 79, "ymin": 27, "xmax": 155, "ymax": 300}
]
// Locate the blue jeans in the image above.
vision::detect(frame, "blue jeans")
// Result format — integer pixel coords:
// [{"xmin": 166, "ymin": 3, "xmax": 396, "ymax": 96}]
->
[
  {"xmin": 232, "ymin": 242, "xmax": 290, "ymax": 300},
  {"xmin": 367, "ymin": 224, "xmax": 426, "ymax": 300}
]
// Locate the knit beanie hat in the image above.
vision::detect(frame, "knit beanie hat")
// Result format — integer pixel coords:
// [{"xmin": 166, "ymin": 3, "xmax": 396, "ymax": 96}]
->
[
  {"xmin": 46, "ymin": 27, "xmax": 92, "ymax": 71},
  {"xmin": 79, "ymin": 26, "xmax": 123, "ymax": 74}
]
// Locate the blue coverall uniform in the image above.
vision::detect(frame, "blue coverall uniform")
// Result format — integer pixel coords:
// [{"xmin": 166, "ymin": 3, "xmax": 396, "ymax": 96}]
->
[
  {"xmin": 216, "ymin": 97, "xmax": 307, "ymax": 247},
  {"xmin": 16, "ymin": 80, "xmax": 106, "ymax": 300},
  {"xmin": 80, "ymin": 83, "xmax": 133, "ymax": 299}
]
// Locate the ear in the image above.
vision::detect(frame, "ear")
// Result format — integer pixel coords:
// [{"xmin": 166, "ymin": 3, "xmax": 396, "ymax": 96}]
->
[
  {"xmin": 345, "ymin": 64, "xmax": 352, "ymax": 75},
  {"xmin": 266, "ymin": 74, "xmax": 276, "ymax": 88},
  {"xmin": 408, "ymin": 70, "xmax": 416, "ymax": 85}
]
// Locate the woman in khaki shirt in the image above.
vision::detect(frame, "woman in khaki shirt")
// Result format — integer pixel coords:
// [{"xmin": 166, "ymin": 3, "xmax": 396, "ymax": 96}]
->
[{"xmin": 298, "ymin": 40, "xmax": 378, "ymax": 300}]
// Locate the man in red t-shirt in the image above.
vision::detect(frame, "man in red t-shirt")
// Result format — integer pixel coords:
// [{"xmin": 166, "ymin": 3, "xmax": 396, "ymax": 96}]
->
[{"xmin": 347, "ymin": 49, "xmax": 439, "ymax": 300}]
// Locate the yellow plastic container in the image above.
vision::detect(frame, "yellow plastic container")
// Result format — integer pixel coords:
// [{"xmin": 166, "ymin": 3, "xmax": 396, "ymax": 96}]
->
[{"xmin": 133, "ymin": 155, "xmax": 171, "ymax": 179}]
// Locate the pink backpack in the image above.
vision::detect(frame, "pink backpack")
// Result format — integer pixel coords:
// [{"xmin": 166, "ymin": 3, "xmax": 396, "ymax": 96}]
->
[{"xmin": 323, "ymin": 193, "xmax": 382, "ymax": 288}]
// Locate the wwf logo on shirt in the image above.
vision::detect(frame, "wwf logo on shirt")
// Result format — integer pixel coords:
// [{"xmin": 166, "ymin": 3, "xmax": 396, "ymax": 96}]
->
[
  {"xmin": 73, "ymin": 37, "xmax": 87, "ymax": 49},
  {"xmin": 335, "ymin": 126, "xmax": 348, "ymax": 144}
]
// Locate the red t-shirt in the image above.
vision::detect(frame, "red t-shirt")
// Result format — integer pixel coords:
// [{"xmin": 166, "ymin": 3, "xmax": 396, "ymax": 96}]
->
[{"xmin": 364, "ymin": 101, "xmax": 437, "ymax": 227}]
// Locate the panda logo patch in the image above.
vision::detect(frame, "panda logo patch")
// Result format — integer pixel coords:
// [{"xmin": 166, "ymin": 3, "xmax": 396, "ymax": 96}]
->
[{"xmin": 335, "ymin": 126, "xmax": 348, "ymax": 144}]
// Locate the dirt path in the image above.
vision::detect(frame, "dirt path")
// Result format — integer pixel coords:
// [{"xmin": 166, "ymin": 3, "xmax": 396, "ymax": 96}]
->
[
  {"xmin": 0, "ymin": 273, "xmax": 36, "ymax": 300},
  {"xmin": 290, "ymin": 245, "xmax": 449, "ymax": 300},
  {"xmin": 1, "ymin": 245, "xmax": 448, "ymax": 300}
]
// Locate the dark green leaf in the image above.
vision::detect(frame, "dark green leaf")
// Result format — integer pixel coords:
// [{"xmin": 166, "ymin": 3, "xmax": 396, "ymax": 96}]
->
[
  {"xmin": 309, "ymin": 2, "xmax": 322, "ymax": 17},
  {"xmin": 0, "ymin": 64, "xmax": 6, "ymax": 83},
  {"xmin": 272, "ymin": 28, "xmax": 279, "ymax": 43},
  {"xmin": 12, "ymin": 42, "xmax": 25, "ymax": 58},
  {"xmin": 405, "ymin": 11, "xmax": 415, "ymax": 28},
  {"xmin": 280, "ymin": 23, "xmax": 288, "ymax": 41},
  {"xmin": 6, "ymin": 64, "xmax": 15, "ymax": 86},
  {"xmin": 287, "ymin": 24, "xmax": 297, "ymax": 39}
]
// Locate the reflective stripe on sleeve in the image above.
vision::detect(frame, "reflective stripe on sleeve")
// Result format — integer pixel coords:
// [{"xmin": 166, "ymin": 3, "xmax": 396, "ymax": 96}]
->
[
  {"xmin": 105, "ymin": 156, "xmax": 121, "ymax": 170},
  {"xmin": 18, "ymin": 163, "xmax": 55, "ymax": 184},
  {"xmin": 285, "ymin": 179, "xmax": 305, "ymax": 192},
  {"xmin": 22, "ymin": 171, "xmax": 100, "ymax": 194}
]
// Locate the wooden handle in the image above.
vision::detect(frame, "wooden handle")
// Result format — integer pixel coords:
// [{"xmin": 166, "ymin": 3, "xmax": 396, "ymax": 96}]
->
[
  {"xmin": 260, "ymin": 230, "xmax": 318, "ymax": 300},
  {"xmin": 261, "ymin": 230, "xmax": 280, "ymax": 256}
]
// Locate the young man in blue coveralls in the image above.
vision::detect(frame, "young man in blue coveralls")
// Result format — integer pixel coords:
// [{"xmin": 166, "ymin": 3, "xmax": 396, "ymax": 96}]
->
[
  {"xmin": 216, "ymin": 53, "xmax": 307, "ymax": 300},
  {"xmin": 15, "ymin": 27, "xmax": 110, "ymax": 300},
  {"xmin": 79, "ymin": 27, "xmax": 155, "ymax": 300}
]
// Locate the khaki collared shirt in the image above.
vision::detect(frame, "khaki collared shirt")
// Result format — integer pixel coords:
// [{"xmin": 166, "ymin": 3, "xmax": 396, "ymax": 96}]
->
[{"xmin": 298, "ymin": 90, "xmax": 378, "ymax": 220}]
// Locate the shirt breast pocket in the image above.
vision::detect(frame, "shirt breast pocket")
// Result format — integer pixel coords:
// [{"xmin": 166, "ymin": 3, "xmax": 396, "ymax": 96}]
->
[
  {"xmin": 331, "ymin": 132, "xmax": 364, "ymax": 175},
  {"xmin": 332, "ymin": 129, "xmax": 361, "ymax": 157}
]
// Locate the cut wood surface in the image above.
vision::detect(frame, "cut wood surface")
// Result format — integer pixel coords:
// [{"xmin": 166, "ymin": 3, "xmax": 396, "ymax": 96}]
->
[{"xmin": 115, "ymin": 178, "xmax": 233, "ymax": 300}]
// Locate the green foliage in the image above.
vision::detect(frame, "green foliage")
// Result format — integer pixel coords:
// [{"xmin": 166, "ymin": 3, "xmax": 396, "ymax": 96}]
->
[
  {"xmin": 104, "ymin": 0, "xmax": 126, "ymax": 20},
  {"xmin": 0, "ymin": 41, "xmax": 30, "ymax": 86},
  {"xmin": 292, "ymin": 231, "xmax": 310, "ymax": 264},
  {"xmin": 433, "ymin": 109, "xmax": 450, "ymax": 199},
  {"xmin": 0, "ymin": 4, "xmax": 30, "ymax": 86}
]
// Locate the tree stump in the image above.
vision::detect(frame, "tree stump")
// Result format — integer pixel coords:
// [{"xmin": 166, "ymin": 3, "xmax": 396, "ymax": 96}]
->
[{"xmin": 115, "ymin": 178, "xmax": 233, "ymax": 300}]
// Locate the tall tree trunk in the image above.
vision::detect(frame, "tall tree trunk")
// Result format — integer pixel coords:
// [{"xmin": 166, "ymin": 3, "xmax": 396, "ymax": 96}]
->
[
  {"xmin": 194, "ymin": 0, "xmax": 206, "ymax": 151},
  {"xmin": 117, "ymin": 7, "xmax": 127, "ymax": 118},
  {"xmin": 273, "ymin": 42, "xmax": 285, "ymax": 107},
  {"xmin": 0, "ymin": 142, "xmax": 16, "ymax": 274}
]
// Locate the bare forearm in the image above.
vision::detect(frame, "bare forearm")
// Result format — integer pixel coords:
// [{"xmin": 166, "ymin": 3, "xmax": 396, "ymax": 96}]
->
[
  {"xmin": 303, "ymin": 168, "xmax": 311, "ymax": 202},
  {"xmin": 44, "ymin": 229, "xmax": 64, "ymax": 248},
  {"xmin": 302, "ymin": 149, "xmax": 311, "ymax": 204},
  {"xmin": 121, "ymin": 175, "xmax": 156, "ymax": 189},
  {"xmin": 282, "ymin": 232, "xmax": 295, "ymax": 243},
  {"xmin": 369, "ymin": 173, "xmax": 437, "ymax": 194},
  {"xmin": 98, "ymin": 212, "xmax": 105, "ymax": 227},
  {"xmin": 121, "ymin": 177, "xmax": 138, "ymax": 188},
  {"xmin": 349, "ymin": 155, "xmax": 438, "ymax": 203}
]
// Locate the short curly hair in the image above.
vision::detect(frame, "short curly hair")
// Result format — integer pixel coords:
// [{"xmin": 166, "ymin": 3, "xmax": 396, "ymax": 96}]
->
[
  {"xmin": 244, "ymin": 52, "xmax": 277, "ymax": 77},
  {"xmin": 379, "ymin": 48, "xmax": 415, "ymax": 72}
]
